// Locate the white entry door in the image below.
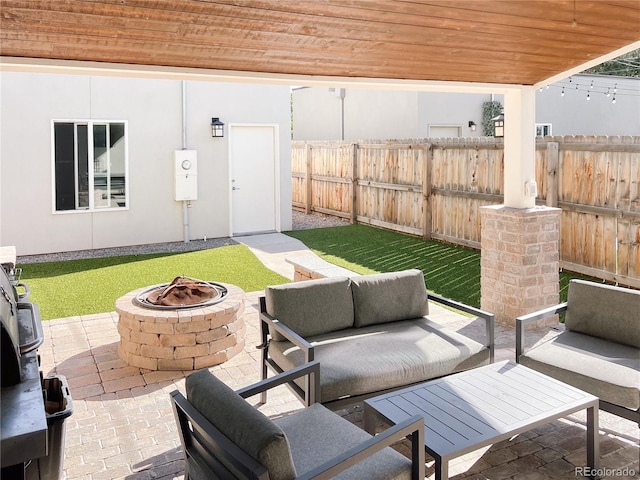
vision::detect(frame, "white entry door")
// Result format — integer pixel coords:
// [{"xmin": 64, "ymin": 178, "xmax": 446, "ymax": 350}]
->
[{"xmin": 229, "ymin": 125, "xmax": 278, "ymax": 235}]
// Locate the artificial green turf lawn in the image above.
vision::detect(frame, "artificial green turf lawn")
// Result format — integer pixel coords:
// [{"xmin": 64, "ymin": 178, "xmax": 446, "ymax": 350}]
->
[
  {"xmin": 20, "ymin": 245, "xmax": 288, "ymax": 320},
  {"xmin": 285, "ymin": 224, "xmax": 598, "ymax": 308}
]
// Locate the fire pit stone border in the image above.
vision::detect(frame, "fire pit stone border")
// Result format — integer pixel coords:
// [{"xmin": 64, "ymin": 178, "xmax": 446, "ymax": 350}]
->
[{"xmin": 116, "ymin": 283, "xmax": 245, "ymax": 371}]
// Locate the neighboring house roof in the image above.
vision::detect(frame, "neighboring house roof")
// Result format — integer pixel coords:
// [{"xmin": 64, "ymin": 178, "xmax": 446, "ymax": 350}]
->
[{"xmin": 1, "ymin": 1, "xmax": 639, "ymax": 89}]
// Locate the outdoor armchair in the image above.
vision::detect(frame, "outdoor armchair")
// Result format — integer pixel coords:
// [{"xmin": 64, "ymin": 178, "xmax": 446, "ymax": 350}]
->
[
  {"xmin": 171, "ymin": 361, "xmax": 426, "ymax": 479},
  {"xmin": 516, "ymin": 279, "xmax": 640, "ymax": 424}
]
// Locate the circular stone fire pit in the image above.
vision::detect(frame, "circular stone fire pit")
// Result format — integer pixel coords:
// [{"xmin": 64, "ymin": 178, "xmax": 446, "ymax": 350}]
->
[{"xmin": 116, "ymin": 278, "xmax": 245, "ymax": 371}]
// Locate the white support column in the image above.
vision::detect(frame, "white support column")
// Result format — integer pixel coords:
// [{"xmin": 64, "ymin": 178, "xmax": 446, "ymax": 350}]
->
[{"xmin": 503, "ymin": 87, "xmax": 536, "ymax": 209}]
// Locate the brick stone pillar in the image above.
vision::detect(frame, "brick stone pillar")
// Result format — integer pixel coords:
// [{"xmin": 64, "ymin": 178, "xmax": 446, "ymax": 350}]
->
[{"xmin": 480, "ymin": 205, "xmax": 561, "ymax": 327}]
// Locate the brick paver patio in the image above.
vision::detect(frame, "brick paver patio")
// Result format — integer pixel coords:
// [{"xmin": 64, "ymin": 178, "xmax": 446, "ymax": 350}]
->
[{"xmin": 40, "ymin": 291, "xmax": 639, "ymax": 480}]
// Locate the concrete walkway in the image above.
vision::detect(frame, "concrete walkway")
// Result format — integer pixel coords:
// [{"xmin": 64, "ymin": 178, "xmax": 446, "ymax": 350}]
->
[
  {"xmin": 37, "ymin": 233, "xmax": 639, "ymax": 480},
  {"xmin": 234, "ymin": 232, "xmax": 315, "ymax": 280}
]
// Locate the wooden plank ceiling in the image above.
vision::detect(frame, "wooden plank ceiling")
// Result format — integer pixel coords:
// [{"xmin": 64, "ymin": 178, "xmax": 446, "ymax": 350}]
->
[{"xmin": 1, "ymin": 0, "xmax": 639, "ymax": 86}]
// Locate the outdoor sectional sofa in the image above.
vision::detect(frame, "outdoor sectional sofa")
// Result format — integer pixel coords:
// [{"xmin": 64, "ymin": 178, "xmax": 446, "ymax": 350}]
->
[
  {"xmin": 516, "ymin": 279, "xmax": 640, "ymax": 423},
  {"xmin": 258, "ymin": 269, "xmax": 494, "ymax": 409}
]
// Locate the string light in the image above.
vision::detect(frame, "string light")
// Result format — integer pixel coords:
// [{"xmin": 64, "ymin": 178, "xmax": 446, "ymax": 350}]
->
[{"xmin": 547, "ymin": 75, "xmax": 639, "ymax": 105}]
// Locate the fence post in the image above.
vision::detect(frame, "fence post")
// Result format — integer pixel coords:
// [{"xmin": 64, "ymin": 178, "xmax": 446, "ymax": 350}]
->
[
  {"xmin": 546, "ymin": 142, "xmax": 559, "ymax": 208},
  {"xmin": 422, "ymin": 144, "xmax": 432, "ymax": 240},
  {"xmin": 305, "ymin": 143, "xmax": 312, "ymax": 214},
  {"xmin": 350, "ymin": 143, "xmax": 358, "ymax": 224}
]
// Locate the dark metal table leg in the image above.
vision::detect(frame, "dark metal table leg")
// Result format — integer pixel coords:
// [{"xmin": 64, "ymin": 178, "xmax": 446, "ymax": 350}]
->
[
  {"xmin": 435, "ymin": 455, "xmax": 448, "ymax": 480},
  {"xmin": 363, "ymin": 404, "xmax": 376, "ymax": 435}
]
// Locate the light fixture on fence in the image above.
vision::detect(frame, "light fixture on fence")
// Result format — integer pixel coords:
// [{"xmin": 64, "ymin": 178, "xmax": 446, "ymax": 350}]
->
[
  {"xmin": 492, "ymin": 113, "xmax": 504, "ymax": 138},
  {"xmin": 468, "ymin": 121, "xmax": 477, "ymax": 132},
  {"xmin": 211, "ymin": 117, "xmax": 225, "ymax": 138}
]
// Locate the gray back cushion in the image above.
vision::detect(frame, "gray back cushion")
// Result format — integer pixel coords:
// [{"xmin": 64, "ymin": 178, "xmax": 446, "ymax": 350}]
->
[
  {"xmin": 565, "ymin": 279, "xmax": 640, "ymax": 348},
  {"xmin": 186, "ymin": 369, "xmax": 296, "ymax": 480},
  {"xmin": 265, "ymin": 277, "xmax": 354, "ymax": 340},
  {"xmin": 351, "ymin": 269, "xmax": 429, "ymax": 327}
]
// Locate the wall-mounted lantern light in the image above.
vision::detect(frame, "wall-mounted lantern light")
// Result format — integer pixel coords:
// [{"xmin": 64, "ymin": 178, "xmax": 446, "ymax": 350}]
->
[
  {"xmin": 211, "ymin": 117, "xmax": 225, "ymax": 138},
  {"xmin": 491, "ymin": 113, "xmax": 504, "ymax": 138},
  {"xmin": 468, "ymin": 121, "xmax": 477, "ymax": 132}
]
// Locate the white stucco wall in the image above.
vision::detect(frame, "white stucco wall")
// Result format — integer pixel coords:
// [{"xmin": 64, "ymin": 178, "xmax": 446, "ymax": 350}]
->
[
  {"xmin": 293, "ymin": 87, "xmax": 422, "ymax": 140},
  {"xmin": 535, "ymin": 74, "xmax": 640, "ymax": 136},
  {"xmin": 0, "ymin": 72, "xmax": 291, "ymax": 255},
  {"xmin": 418, "ymin": 92, "xmax": 494, "ymax": 138},
  {"xmin": 293, "ymin": 87, "xmax": 496, "ymax": 141},
  {"xmin": 344, "ymin": 89, "xmax": 421, "ymax": 140},
  {"xmin": 291, "ymin": 87, "xmax": 344, "ymax": 140},
  {"xmin": 292, "ymin": 74, "xmax": 640, "ymax": 140}
]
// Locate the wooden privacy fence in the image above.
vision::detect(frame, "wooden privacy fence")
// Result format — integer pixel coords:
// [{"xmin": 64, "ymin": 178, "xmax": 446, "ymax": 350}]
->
[{"xmin": 291, "ymin": 136, "xmax": 640, "ymax": 288}]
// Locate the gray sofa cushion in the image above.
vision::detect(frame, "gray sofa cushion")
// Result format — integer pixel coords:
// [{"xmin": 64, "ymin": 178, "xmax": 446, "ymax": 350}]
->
[
  {"xmin": 565, "ymin": 279, "xmax": 640, "ymax": 348},
  {"xmin": 519, "ymin": 330, "xmax": 640, "ymax": 410},
  {"xmin": 186, "ymin": 369, "xmax": 296, "ymax": 480},
  {"xmin": 265, "ymin": 276, "xmax": 354, "ymax": 341},
  {"xmin": 275, "ymin": 404, "xmax": 412, "ymax": 480},
  {"xmin": 269, "ymin": 317, "xmax": 489, "ymax": 403},
  {"xmin": 351, "ymin": 269, "xmax": 429, "ymax": 327}
]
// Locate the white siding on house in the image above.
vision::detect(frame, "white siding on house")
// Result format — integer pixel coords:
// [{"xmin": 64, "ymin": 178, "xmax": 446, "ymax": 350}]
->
[{"xmin": 0, "ymin": 72, "xmax": 292, "ymax": 255}]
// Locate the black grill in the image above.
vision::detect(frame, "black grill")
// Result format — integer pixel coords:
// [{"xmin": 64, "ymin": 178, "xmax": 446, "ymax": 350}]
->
[{"xmin": 0, "ymin": 257, "xmax": 60, "ymax": 480}]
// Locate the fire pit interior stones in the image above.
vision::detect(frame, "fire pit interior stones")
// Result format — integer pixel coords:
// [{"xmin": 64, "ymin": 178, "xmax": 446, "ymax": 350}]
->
[
  {"xmin": 116, "ymin": 277, "xmax": 245, "ymax": 371},
  {"xmin": 134, "ymin": 276, "xmax": 228, "ymax": 309}
]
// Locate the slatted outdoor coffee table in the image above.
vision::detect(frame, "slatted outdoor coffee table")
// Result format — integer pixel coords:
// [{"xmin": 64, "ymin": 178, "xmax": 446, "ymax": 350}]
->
[{"xmin": 364, "ymin": 361, "xmax": 599, "ymax": 479}]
